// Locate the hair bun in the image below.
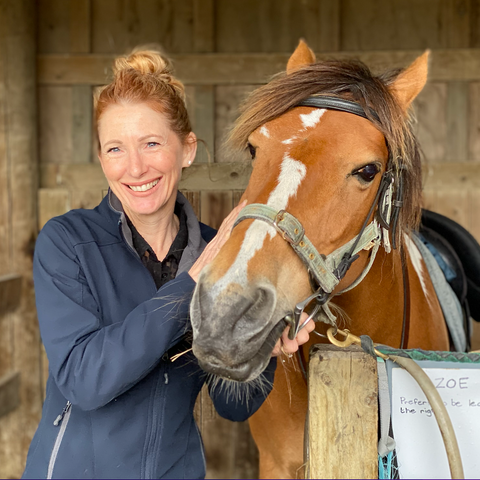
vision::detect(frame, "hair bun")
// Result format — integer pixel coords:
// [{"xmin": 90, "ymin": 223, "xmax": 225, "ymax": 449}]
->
[{"xmin": 113, "ymin": 46, "xmax": 186, "ymax": 102}]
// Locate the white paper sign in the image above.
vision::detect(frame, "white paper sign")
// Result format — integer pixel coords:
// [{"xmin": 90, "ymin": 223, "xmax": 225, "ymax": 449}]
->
[{"xmin": 391, "ymin": 367, "xmax": 480, "ymax": 479}]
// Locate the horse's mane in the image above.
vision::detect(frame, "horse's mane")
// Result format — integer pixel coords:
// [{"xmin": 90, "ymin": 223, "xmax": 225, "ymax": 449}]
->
[{"xmin": 227, "ymin": 59, "xmax": 423, "ymax": 237}]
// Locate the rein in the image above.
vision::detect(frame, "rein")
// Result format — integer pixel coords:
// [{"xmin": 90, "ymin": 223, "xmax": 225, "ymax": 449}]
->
[{"xmin": 233, "ymin": 96, "xmax": 410, "ymax": 343}]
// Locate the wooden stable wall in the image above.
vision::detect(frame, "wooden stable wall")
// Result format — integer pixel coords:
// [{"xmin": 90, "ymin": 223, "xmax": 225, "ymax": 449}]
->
[{"xmin": 2, "ymin": 0, "xmax": 480, "ymax": 478}]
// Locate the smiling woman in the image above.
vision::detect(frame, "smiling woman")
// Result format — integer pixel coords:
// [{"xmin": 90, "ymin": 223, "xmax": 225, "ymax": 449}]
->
[{"xmin": 21, "ymin": 47, "xmax": 315, "ymax": 480}]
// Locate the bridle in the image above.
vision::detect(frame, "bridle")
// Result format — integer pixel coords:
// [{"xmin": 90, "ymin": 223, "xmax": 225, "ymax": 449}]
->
[{"xmin": 233, "ymin": 96, "xmax": 409, "ymax": 343}]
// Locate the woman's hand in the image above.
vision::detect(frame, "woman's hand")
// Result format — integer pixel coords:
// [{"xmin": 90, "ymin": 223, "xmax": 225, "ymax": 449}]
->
[
  {"xmin": 271, "ymin": 312, "xmax": 316, "ymax": 357},
  {"xmin": 189, "ymin": 200, "xmax": 247, "ymax": 282}
]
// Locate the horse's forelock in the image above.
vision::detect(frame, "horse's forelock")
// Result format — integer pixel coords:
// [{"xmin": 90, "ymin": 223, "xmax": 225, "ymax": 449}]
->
[{"xmin": 226, "ymin": 59, "xmax": 423, "ymax": 244}]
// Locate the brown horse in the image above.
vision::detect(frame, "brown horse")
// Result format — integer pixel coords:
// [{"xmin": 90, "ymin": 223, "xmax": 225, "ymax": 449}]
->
[{"xmin": 190, "ymin": 41, "xmax": 449, "ymax": 478}]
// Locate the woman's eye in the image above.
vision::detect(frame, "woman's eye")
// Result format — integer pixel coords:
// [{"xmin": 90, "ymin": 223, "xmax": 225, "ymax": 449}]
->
[
  {"xmin": 107, "ymin": 147, "xmax": 120, "ymax": 153},
  {"xmin": 247, "ymin": 143, "xmax": 256, "ymax": 160},
  {"xmin": 147, "ymin": 142, "xmax": 159, "ymax": 148},
  {"xmin": 353, "ymin": 164, "xmax": 380, "ymax": 183}
]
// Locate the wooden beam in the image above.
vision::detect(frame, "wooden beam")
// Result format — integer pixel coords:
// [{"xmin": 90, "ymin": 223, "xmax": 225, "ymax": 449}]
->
[
  {"xmin": 40, "ymin": 161, "xmax": 254, "ymax": 191},
  {"xmin": 307, "ymin": 345, "xmax": 378, "ymax": 479},
  {"xmin": 39, "ymin": 161, "xmax": 480, "ymax": 193},
  {"xmin": 193, "ymin": 0, "xmax": 214, "ymax": 53},
  {"xmin": 37, "ymin": 49, "xmax": 480, "ymax": 86},
  {"xmin": 0, "ymin": 372, "xmax": 20, "ymax": 419},
  {"xmin": 0, "ymin": 274, "xmax": 22, "ymax": 316}
]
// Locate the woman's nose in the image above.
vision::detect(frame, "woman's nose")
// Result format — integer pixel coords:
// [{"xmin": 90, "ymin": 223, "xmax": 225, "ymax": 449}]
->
[{"xmin": 128, "ymin": 151, "xmax": 148, "ymax": 177}]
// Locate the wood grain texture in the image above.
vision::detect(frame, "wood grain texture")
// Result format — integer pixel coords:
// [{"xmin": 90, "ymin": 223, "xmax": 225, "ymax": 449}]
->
[
  {"xmin": 38, "ymin": 189, "xmax": 70, "ymax": 230},
  {"xmin": 307, "ymin": 345, "xmax": 378, "ymax": 479},
  {"xmin": 0, "ymin": 372, "xmax": 20, "ymax": 419},
  {"xmin": 0, "ymin": 274, "xmax": 22, "ymax": 316},
  {"xmin": 91, "ymin": 0, "xmax": 194, "ymax": 54},
  {"xmin": 446, "ymin": 81, "xmax": 469, "ymax": 162},
  {"xmin": 38, "ymin": 49, "xmax": 480, "ymax": 86},
  {"xmin": 0, "ymin": 2, "xmax": 41, "ymax": 478},
  {"xmin": 186, "ymin": 85, "xmax": 215, "ymax": 164},
  {"xmin": 200, "ymin": 191, "xmax": 233, "ymax": 229},
  {"xmin": 414, "ymin": 82, "xmax": 447, "ymax": 163},
  {"xmin": 469, "ymin": 82, "xmax": 480, "ymax": 161}
]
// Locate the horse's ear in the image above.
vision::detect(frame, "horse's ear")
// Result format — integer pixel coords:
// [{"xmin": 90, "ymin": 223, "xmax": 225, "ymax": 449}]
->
[
  {"xmin": 390, "ymin": 51, "xmax": 429, "ymax": 112},
  {"xmin": 286, "ymin": 39, "xmax": 316, "ymax": 74}
]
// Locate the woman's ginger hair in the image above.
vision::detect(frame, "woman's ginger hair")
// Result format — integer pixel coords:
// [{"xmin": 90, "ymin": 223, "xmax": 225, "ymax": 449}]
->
[{"xmin": 94, "ymin": 46, "xmax": 192, "ymax": 143}]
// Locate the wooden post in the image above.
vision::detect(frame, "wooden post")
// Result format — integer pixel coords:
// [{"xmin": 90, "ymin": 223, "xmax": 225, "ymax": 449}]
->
[
  {"xmin": 0, "ymin": 1, "xmax": 41, "ymax": 478},
  {"xmin": 307, "ymin": 345, "xmax": 378, "ymax": 479}
]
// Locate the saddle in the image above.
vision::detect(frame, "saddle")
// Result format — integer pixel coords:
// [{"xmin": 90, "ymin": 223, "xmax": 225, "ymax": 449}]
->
[{"xmin": 420, "ymin": 209, "xmax": 480, "ymax": 350}]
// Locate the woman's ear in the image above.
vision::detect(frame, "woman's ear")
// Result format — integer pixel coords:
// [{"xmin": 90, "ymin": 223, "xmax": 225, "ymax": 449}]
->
[{"xmin": 182, "ymin": 132, "xmax": 197, "ymax": 168}]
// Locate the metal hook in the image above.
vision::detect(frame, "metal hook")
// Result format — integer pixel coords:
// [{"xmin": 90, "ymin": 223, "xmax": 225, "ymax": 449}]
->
[{"xmin": 327, "ymin": 328, "xmax": 360, "ymax": 348}]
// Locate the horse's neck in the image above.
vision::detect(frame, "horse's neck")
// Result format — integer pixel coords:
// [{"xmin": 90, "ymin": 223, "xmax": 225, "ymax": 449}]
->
[{"xmin": 332, "ymin": 241, "xmax": 449, "ymax": 350}]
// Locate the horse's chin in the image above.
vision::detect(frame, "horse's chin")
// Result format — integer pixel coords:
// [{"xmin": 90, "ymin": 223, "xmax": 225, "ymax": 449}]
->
[{"xmin": 194, "ymin": 320, "xmax": 286, "ymax": 382}]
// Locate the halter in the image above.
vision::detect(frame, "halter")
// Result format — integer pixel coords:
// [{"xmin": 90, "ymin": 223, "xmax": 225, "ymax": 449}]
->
[{"xmin": 233, "ymin": 96, "xmax": 404, "ymax": 340}]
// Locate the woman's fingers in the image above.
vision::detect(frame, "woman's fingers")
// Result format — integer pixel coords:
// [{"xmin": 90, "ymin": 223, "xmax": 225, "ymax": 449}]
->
[
  {"xmin": 188, "ymin": 200, "xmax": 247, "ymax": 282},
  {"xmin": 271, "ymin": 313, "xmax": 316, "ymax": 358}
]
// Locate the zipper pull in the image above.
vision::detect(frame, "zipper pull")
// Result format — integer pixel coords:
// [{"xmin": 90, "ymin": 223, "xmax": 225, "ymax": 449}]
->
[{"xmin": 53, "ymin": 401, "xmax": 71, "ymax": 426}]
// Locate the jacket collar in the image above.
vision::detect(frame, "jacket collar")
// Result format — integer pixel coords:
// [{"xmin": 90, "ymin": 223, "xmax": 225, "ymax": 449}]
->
[{"xmin": 106, "ymin": 190, "xmax": 207, "ymax": 273}]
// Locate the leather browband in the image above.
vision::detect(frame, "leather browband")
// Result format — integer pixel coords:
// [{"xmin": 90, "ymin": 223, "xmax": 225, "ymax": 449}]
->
[{"xmin": 296, "ymin": 95, "xmax": 381, "ymax": 123}]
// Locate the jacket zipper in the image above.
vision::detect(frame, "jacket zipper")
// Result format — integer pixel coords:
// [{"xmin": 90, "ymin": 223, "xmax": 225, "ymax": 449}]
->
[
  {"xmin": 194, "ymin": 421, "xmax": 207, "ymax": 474},
  {"xmin": 144, "ymin": 354, "xmax": 169, "ymax": 479},
  {"xmin": 48, "ymin": 401, "xmax": 72, "ymax": 479}
]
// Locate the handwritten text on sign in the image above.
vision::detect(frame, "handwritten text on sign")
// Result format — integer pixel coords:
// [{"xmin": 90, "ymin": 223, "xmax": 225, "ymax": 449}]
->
[{"xmin": 391, "ymin": 367, "xmax": 480, "ymax": 479}]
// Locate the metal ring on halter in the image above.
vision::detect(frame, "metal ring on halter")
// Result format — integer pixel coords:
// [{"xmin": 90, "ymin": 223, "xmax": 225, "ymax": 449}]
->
[{"xmin": 288, "ymin": 289, "xmax": 330, "ymax": 340}]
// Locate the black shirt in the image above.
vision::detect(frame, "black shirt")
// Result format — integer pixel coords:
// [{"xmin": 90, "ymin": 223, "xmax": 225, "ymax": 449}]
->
[{"xmin": 126, "ymin": 203, "xmax": 189, "ymax": 289}]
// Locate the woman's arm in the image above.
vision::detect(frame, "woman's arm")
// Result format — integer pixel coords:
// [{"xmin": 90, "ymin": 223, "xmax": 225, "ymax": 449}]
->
[{"xmin": 35, "ymin": 220, "xmax": 195, "ymax": 411}]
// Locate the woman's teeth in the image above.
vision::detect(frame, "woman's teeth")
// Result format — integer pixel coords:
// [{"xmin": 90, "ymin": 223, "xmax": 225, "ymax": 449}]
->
[{"xmin": 129, "ymin": 179, "xmax": 159, "ymax": 192}]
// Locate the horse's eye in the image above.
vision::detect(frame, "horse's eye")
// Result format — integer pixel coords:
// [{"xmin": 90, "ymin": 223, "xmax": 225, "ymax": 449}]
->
[
  {"xmin": 247, "ymin": 143, "xmax": 256, "ymax": 160},
  {"xmin": 353, "ymin": 164, "xmax": 380, "ymax": 183}
]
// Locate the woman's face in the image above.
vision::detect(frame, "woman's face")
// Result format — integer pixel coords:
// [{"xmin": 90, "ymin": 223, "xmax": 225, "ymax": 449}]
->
[{"xmin": 97, "ymin": 102, "xmax": 196, "ymax": 219}]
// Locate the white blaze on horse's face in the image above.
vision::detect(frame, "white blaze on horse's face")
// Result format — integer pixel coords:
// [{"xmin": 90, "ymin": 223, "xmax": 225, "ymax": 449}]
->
[
  {"xmin": 210, "ymin": 152, "xmax": 307, "ymax": 300},
  {"xmin": 300, "ymin": 108, "xmax": 326, "ymax": 129},
  {"xmin": 210, "ymin": 113, "xmax": 329, "ymax": 300},
  {"xmin": 259, "ymin": 125, "xmax": 270, "ymax": 138}
]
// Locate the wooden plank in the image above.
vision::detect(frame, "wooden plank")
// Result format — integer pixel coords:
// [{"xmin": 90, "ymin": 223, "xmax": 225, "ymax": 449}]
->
[
  {"xmin": 181, "ymin": 191, "xmax": 200, "ymax": 218},
  {"xmin": 318, "ymin": 0, "xmax": 340, "ymax": 52},
  {"xmin": 467, "ymin": 189, "xmax": 480, "ymax": 243},
  {"xmin": 38, "ymin": 189, "xmax": 70, "ymax": 230},
  {"xmin": 307, "ymin": 344, "xmax": 378, "ymax": 479},
  {"xmin": 414, "ymin": 82, "xmax": 447, "ymax": 163},
  {"xmin": 40, "ymin": 162, "xmax": 254, "ymax": 191},
  {"xmin": 446, "ymin": 82, "xmax": 469, "ymax": 162},
  {"xmin": 39, "ymin": 161, "xmax": 480, "ymax": 194},
  {"xmin": 91, "ymin": 0, "xmax": 194, "ymax": 54},
  {"xmin": 200, "ymin": 191, "xmax": 233, "ymax": 229},
  {"xmin": 341, "ymin": 0, "xmax": 446, "ymax": 51},
  {"xmin": 469, "ymin": 82, "xmax": 480, "ymax": 161},
  {"xmin": 193, "ymin": 0, "xmax": 214, "ymax": 52},
  {"xmin": 72, "ymin": 85, "xmax": 93, "ymax": 164},
  {"xmin": 0, "ymin": 372, "xmax": 20, "ymax": 419},
  {"xmin": 0, "ymin": 274, "xmax": 22, "ymax": 316},
  {"xmin": 441, "ymin": 0, "xmax": 472, "ymax": 48},
  {"xmin": 70, "ymin": 0, "xmax": 91, "ymax": 53},
  {"xmin": 187, "ymin": 86, "xmax": 215, "ymax": 164},
  {"xmin": 37, "ymin": 0, "xmax": 70, "ymax": 54},
  {"xmin": 470, "ymin": 0, "xmax": 480, "ymax": 48},
  {"xmin": 215, "ymin": 85, "xmax": 257, "ymax": 163},
  {"xmin": 38, "ymin": 49, "xmax": 480, "ymax": 85},
  {"xmin": 0, "ymin": 2, "xmax": 42, "ymax": 478},
  {"xmin": 38, "ymin": 86, "xmax": 73, "ymax": 164}
]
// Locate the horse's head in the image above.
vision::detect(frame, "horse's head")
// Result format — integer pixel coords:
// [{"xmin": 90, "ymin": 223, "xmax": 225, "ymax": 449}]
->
[{"xmin": 191, "ymin": 41, "xmax": 428, "ymax": 382}]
